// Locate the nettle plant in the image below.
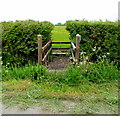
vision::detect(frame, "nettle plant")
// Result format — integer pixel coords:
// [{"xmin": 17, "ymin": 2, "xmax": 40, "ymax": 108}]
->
[
  {"xmin": 2, "ymin": 20, "xmax": 54, "ymax": 66},
  {"xmin": 66, "ymin": 20, "xmax": 119, "ymax": 68}
]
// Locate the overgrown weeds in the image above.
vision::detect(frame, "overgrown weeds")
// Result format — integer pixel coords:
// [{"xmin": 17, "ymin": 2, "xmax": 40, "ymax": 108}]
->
[
  {"xmin": 2, "ymin": 60, "xmax": 119, "ymax": 113},
  {"xmin": 2, "ymin": 60, "xmax": 119, "ymax": 86}
]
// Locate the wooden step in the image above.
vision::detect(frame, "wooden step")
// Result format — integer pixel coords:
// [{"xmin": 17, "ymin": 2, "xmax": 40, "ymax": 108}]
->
[
  {"xmin": 52, "ymin": 42, "xmax": 70, "ymax": 44},
  {"xmin": 52, "ymin": 52, "xmax": 69, "ymax": 55},
  {"xmin": 52, "ymin": 49, "xmax": 69, "ymax": 55},
  {"xmin": 52, "ymin": 48, "xmax": 70, "ymax": 50}
]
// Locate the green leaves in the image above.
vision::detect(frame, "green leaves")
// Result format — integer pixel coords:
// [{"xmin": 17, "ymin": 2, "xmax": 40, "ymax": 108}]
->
[
  {"xmin": 2, "ymin": 20, "xmax": 54, "ymax": 66},
  {"xmin": 66, "ymin": 20, "xmax": 119, "ymax": 68}
]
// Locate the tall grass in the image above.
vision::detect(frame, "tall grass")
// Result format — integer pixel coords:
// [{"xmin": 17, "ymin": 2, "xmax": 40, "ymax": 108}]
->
[
  {"xmin": 2, "ymin": 60, "xmax": 119, "ymax": 113},
  {"xmin": 2, "ymin": 60, "xmax": 119, "ymax": 86},
  {"xmin": 2, "ymin": 64, "xmax": 48, "ymax": 81}
]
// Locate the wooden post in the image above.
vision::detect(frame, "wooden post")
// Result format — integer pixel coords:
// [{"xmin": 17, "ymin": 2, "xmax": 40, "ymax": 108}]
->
[
  {"xmin": 38, "ymin": 35, "xmax": 42, "ymax": 65},
  {"xmin": 75, "ymin": 34, "xmax": 81, "ymax": 64}
]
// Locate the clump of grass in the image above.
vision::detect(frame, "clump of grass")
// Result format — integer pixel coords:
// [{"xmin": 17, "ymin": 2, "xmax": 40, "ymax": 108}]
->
[
  {"xmin": 2, "ymin": 79, "xmax": 118, "ymax": 114},
  {"xmin": 83, "ymin": 60, "xmax": 119, "ymax": 83},
  {"xmin": 2, "ymin": 60, "xmax": 119, "ymax": 86},
  {"xmin": 2, "ymin": 60, "xmax": 119, "ymax": 114},
  {"xmin": 47, "ymin": 60, "xmax": 118, "ymax": 86},
  {"xmin": 2, "ymin": 64, "xmax": 48, "ymax": 81}
]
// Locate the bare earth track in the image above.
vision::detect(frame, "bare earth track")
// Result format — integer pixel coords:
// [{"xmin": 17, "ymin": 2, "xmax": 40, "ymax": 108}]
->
[{"xmin": 47, "ymin": 56, "xmax": 71, "ymax": 71}]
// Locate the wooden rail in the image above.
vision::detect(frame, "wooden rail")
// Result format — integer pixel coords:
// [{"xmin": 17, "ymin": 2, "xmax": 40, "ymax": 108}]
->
[
  {"xmin": 71, "ymin": 34, "xmax": 81, "ymax": 64},
  {"xmin": 71, "ymin": 50, "xmax": 76, "ymax": 62},
  {"xmin": 42, "ymin": 39, "xmax": 52, "ymax": 52},
  {"xmin": 42, "ymin": 47, "xmax": 52, "ymax": 62},
  {"xmin": 38, "ymin": 34, "xmax": 81, "ymax": 65},
  {"xmin": 71, "ymin": 42, "xmax": 76, "ymax": 51},
  {"xmin": 38, "ymin": 35, "xmax": 52, "ymax": 65}
]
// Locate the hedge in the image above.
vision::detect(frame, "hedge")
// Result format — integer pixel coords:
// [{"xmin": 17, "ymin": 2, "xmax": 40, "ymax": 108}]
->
[
  {"xmin": 2, "ymin": 20, "xmax": 54, "ymax": 66},
  {"xmin": 66, "ymin": 20, "xmax": 119, "ymax": 68}
]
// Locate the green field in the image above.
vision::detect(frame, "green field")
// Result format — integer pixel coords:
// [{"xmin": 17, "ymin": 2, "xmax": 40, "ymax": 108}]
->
[{"xmin": 52, "ymin": 26, "xmax": 70, "ymax": 48}]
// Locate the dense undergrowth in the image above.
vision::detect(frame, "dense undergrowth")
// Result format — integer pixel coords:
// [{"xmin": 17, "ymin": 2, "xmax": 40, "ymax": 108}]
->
[
  {"xmin": 1, "ymin": 20, "xmax": 54, "ymax": 66},
  {"xmin": 2, "ymin": 60, "xmax": 119, "ymax": 86},
  {"xmin": 66, "ymin": 20, "xmax": 119, "ymax": 69},
  {"xmin": 2, "ymin": 60, "xmax": 119, "ymax": 114}
]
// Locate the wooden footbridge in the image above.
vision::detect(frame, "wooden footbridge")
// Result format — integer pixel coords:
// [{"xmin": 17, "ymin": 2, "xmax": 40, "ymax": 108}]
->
[{"xmin": 38, "ymin": 34, "xmax": 81, "ymax": 70}]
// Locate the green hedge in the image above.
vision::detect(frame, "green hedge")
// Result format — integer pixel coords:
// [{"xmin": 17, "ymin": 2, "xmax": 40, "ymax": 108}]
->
[
  {"xmin": 66, "ymin": 20, "xmax": 119, "ymax": 68},
  {"xmin": 2, "ymin": 20, "xmax": 54, "ymax": 66}
]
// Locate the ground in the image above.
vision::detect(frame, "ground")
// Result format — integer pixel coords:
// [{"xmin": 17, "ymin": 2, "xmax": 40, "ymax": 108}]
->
[{"xmin": 47, "ymin": 56, "xmax": 71, "ymax": 71}]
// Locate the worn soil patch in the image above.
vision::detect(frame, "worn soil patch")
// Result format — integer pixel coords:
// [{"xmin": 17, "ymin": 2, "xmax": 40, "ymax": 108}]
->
[{"xmin": 47, "ymin": 56, "xmax": 71, "ymax": 71}]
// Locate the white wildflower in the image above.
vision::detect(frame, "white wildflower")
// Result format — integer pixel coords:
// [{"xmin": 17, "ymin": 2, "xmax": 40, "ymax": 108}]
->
[
  {"xmin": 107, "ymin": 53, "xmax": 110, "ymax": 55},
  {"xmin": 80, "ymin": 62, "xmax": 83, "ymax": 65},
  {"xmin": 81, "ymin": 52, "xmax": 84, "ymax": 55},
  {"xmin": 102, "ymin": 55, "xmax": 106, "ymax": 58},
  {"xmin": 92, "ymin": 48, "xmax": 96, "ymax": 51},
  {"xmin": 93, "ymin": 46, "xmax": 97, "ymax": 51},
  {"xmin": 0, "ymin": 61, "xmax": 3, "ymax": 65},
  {"xmin": 5, "ymin": 70, "xmax": 8, "ymax": 73},
  {"xmin": 77, "ymin": 66, "xmax": 80, "ymax": 68},
  {"xmin": 98, "ymin": 47, "xmax": 101, "ymax": 50},
  {"xmin": 86, "ymin": 56, "xmax": 88, "ymax": 60},
  {"xmin": 81, "ymin": 52, "xmax": 86, "ymax": 55}
]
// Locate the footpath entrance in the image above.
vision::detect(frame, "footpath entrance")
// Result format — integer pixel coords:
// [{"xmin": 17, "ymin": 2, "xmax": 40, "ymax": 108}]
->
[{"xmin": 37, "ymin": 34, "xmax": 81, "ymax": 70}]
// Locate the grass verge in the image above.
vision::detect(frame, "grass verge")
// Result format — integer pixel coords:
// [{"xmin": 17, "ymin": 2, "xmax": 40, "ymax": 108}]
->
[
  {"xmin": 2, "ymin": 60, "xmax": 119, "ymax": 114},
  {"xmin": 2, "ymin": 79, "xmax": 118, "ymax": 114}
]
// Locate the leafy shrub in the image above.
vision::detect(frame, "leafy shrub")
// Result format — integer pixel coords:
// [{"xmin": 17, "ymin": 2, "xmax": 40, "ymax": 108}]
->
[
  {"xmin": 84, "ymin": 61, "xmax": 119, "ymax": 83},
  {"xmin": 66, "ymin": 20, "xmax": 119, "ymax": 68},
  {"xmin": 2, "ymin": 64, "xmax": 48, "ymax": 81},
  {"xmin": 2, "ymin": 20, "xmax": 54, "ymax": 66},
  {"xmin": 47, "ymin": 60, "xmax": 119, "ymax": 86}
]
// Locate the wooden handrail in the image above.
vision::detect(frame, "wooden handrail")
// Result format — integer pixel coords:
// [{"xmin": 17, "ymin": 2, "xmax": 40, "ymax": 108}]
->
[
  {"xmin": 71, "ymin": 42, "xmax": 76, "ymax": 50},
  {"xmin": 42, "ymin": 47, "xmax": 52, "ymax": 62},
  {"xmin": 71, "ymin": 50, "xmax": 76, "ymax": 62},
  {"xmin": 42, "ymin": 39, "xmax": 52, "ymax": 52},
  {"xmin": 37, "ymin": 34, "xmax": 81, "ymax": 65}
]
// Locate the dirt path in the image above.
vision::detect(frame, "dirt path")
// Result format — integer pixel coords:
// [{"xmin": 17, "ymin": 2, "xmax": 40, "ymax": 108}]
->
[
  {"xmin": 47, "ymin": 56, "xmax": 72, "ymax": 71},
  {"xmin": 2, "ymin": 99, "xmax": 117, "ymax": 114},
  {"xmin": 2, "ymin": 100, "xmax": 77, "ymax": 114}
]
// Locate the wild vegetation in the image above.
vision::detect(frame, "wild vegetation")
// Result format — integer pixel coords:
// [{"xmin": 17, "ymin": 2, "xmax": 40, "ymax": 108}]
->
[
  {"xmin": 1, "ymin": 20, "xmax": 119, "ymax": 114},
  {"xmin": 66, "ymin": 20, "xmax": 119, "ymax": 68},
  {"xmin": 2, "ymin": 20, "xmax": 54, "ymax": 66},
  {"xmin": 2, "ymin": 61, "xmax": 119, "ymax": 113}
]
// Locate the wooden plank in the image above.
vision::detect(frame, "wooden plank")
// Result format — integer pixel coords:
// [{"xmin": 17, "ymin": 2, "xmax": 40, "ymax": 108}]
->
[
  {"xmin": 38, "ymin": 35, "xmax": 42, "ymax": 65},
  {"xmin": 42, "ymin": 40, "xmax": 52, "ymax": 52},
  {"xmin": 42, "ymin": 47, "xmax": 52, "ymax": 62},
  {"xmin": 71, "ymin": 42, "xmax": 76, "ymax": 50},
  {"xmin": 52, "ymin": 48, "xmax": 70, "ymax": 50},
  {"xmin": 71, "ymin": 50, "xmax": 76, "ymax": 62},
  {"xmin": 52, "ymin": 52, "xmax": 69, "ymax": 55},
  {"xmin": 52, "ymin": 42, "xmax": 71, "ymax": 44}
]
